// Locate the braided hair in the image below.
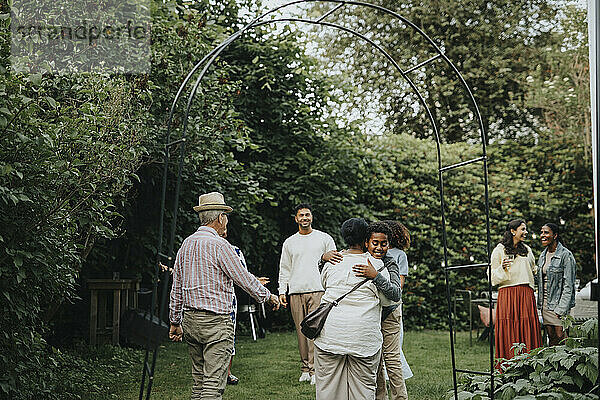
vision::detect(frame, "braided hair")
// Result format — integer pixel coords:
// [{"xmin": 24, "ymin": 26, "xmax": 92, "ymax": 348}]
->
[{"xmin": 340, "ymin": 218, "xmax": 368, "ymax": 247}]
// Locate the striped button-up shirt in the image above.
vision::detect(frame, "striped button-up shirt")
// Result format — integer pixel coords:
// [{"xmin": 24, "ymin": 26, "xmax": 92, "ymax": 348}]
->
[{"xmin": 169, "ymin": 226, "xmax": 271, "ymax": 325}]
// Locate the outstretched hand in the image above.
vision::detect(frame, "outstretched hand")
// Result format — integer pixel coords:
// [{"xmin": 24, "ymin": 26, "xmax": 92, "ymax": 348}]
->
[
  {"xmin": 268, "ymin": 294, "xmax": 281, "ymax": 311},
  {"xmin": 352, "ymin": 259, "xmax": 377, "ymax": 279},
  {"xmin": 258, "ymin": 277, "xmax": 270, "ymax": 286}
]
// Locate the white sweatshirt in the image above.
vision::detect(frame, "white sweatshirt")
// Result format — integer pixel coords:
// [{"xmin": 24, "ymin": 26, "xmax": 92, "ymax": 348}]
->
[{"xmin": 278, "ymin": 229, "xmax": 336, "ymax": 295}]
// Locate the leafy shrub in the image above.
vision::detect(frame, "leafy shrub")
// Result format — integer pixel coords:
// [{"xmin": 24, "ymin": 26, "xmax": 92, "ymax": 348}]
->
[
  {"xmin": 562, "ymin": 317, "xmax": 599, "ymax": 348},
  {"xmin": 0, "ymin": 70, "xmax": 151, "ymax": 397},
  {"xmin": 452, "ymin": 320, "xmax": 599, "ymax": 399},
  {"xmin": 0, "ymin": 3, "xmax": 150, "ymax": 398},
  {"xmin": 8, "ymin": 339, "xmax": 140, "ymax": 400}
]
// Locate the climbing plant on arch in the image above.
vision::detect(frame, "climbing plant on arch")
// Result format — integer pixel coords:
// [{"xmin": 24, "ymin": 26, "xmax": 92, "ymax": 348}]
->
[{"xmin": 139, "ymin": 1, "xmax": 496, "ymax": 399}]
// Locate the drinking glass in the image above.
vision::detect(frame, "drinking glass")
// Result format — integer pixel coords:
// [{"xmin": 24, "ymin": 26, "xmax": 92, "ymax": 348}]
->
[{"xmin": 503, "ymin": 254, "xmax": 514, "ymax": 267}]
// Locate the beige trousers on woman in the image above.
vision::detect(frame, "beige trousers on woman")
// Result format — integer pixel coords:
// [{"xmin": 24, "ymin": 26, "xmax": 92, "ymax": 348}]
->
[
  {"xmin": 314, "ymin": 345, "xmax": 381, "ymax": 400},
  {"xmin": 376, "ymin": 308, "xmax": 408, "ymax": 400}
]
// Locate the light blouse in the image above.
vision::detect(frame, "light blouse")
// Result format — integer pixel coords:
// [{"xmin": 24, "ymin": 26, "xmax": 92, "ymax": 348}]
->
[
  {"xmin": 314, "ymin": 252, "xmax": 394, "ymax": 357},
  {"xmin": 490, "ymin": 243, "xmax": 537, "ymax": 289}
]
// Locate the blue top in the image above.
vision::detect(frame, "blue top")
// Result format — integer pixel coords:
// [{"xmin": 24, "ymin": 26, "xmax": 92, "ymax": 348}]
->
[
  {"xmin": 380, "ymin": 247, "xmax": 409, "ymax": 320},
  {"xmin": 387, "ymin": 247, "xmax": 409, "ymax": 276}
]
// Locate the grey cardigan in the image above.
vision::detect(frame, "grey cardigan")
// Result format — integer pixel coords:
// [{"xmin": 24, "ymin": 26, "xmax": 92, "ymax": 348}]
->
[
  {"xmin": 374, "ymin": 255, "xmax": 401, "ymax": 303},
  {"xmin": 378, "ymin": 256, "xmax": 402, "ymax": 320}
]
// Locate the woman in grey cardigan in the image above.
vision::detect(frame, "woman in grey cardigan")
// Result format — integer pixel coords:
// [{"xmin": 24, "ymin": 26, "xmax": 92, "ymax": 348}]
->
[{"xmin": 537, "ymin": 222, "xmax": 577, "ymax": 346}]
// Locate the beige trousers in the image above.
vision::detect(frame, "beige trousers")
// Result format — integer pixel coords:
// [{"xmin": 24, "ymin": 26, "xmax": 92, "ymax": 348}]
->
[
  {"xmin": 314, "ymin": 345, "xmax": 381, "ymax": 400},
  {"xmin": 376, "ymin": 308, "xmax": 408, "ymax": 400},
  {"xmin": 289, "ymin": 291, "xmax": 323, "ymax": 374},
  {"xmin": 182, "ymin": 310, "xmax": 234, "ymax": 400}
]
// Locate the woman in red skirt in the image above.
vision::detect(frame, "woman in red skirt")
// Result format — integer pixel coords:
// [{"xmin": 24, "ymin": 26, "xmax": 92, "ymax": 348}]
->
[{"xmin": 490, "ymin": 219, "xmax": 542, "ymax": 364}]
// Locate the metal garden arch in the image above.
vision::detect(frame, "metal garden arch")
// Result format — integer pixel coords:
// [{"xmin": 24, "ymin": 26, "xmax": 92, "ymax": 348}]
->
[{"xmin": 139, "ymin": 1, "xmax": 495, "ymax": 399}]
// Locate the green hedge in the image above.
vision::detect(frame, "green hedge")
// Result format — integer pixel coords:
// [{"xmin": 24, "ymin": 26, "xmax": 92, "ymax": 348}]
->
[{"xmin": 365, "ymin": 132, "xmax": 593, "ymax": 330}]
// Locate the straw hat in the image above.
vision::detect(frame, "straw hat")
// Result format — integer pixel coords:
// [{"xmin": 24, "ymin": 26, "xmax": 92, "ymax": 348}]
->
[{"xmin": 193, "ymin": 192, "xmax": 233, "ymax": 213}]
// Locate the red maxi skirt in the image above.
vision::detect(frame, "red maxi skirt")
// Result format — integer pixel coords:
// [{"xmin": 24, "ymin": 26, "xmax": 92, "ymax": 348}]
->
[{"xmin": 495, "ymin": 284, "xmax": 542, "ymax": 361}]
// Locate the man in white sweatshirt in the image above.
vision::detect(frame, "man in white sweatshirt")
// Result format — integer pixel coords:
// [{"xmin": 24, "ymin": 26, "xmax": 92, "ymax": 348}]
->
[{"xmin": 278, "ymin": 203, "xmax": 337, "ymax": 385}]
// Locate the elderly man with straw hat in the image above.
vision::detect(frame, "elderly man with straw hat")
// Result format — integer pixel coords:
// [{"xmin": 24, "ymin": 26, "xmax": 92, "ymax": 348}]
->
[{"xmin": 169, "ymin": 191, "xmax": 280, "ymax": 400}]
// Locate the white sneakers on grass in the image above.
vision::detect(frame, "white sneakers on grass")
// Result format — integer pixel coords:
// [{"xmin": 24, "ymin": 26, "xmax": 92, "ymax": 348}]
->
[
  {"xmin": 299, "ymin": 372, "xmax": 315, "ymax": 385},
  {"xmin": 299, "ymin": 372, "xmax": 311, "ymax": 382}
]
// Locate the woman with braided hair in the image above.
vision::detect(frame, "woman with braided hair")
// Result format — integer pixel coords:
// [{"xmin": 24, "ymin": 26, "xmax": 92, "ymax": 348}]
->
[
  {"xmin": 374, "ymin": 221, "xmax": 413, "ymax": 400},
  {"xmin": 314, "ymin": 218, "xmax": 397, "ymax": 400}
]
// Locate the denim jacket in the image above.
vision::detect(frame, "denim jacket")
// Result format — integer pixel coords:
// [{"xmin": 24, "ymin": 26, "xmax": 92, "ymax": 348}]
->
[{"xmin": 536, "ymin": 242, "xmax": 577, "ymax": 316}]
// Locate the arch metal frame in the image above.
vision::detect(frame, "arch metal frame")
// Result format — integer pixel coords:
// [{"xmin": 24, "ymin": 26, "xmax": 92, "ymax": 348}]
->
[{"xmin": 139, "ymin": 2, "xmax": 495, "ymax": 399}]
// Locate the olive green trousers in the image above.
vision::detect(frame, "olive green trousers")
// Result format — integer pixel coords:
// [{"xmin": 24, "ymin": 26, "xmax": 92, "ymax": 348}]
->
[{"xmin": 182, "ymin": 310, "xmax": 234, "ymax": 400}]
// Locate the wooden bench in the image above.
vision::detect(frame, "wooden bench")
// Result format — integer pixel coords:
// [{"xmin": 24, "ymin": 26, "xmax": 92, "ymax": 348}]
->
[{"xmin": 87, "ymin": 279, "xmax": 140, "ymax": 346}]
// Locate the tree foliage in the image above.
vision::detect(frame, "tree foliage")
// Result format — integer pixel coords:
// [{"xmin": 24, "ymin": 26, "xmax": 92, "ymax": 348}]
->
[
  {"xmin": 0, "ymin": 58, "xmax": 152, "ymax": 399},
  {"xmin": 524, "ymin": 4, "xmax": 592, "ymax": 160},
  {"xmin": 309, "ymin": 0, "xmax": 559, "ymax": 143}
]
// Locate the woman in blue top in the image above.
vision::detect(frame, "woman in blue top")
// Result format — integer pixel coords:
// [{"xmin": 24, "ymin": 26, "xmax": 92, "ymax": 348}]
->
[
  {"xmin": 374, "ymin": 221, "xmax": 413, "ymax": 400},
  {"xmin": 537, "ymin": 223, "xmax": 577, "ymax": 346},
  {"xmin": 385, "ymin": 221, "xmax": 412, "ymax": 382}
]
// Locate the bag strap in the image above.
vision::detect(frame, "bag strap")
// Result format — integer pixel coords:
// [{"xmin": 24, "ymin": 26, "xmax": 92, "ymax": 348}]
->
[{"xmin": 331, "ymin": 263, "xmax": 386, "ymax": 306}]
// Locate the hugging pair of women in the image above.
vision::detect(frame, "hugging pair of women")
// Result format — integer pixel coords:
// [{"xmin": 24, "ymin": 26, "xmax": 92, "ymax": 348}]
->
[{"xmin": 315, "ymin": 218, "xmax": 412, "ymax": 400}]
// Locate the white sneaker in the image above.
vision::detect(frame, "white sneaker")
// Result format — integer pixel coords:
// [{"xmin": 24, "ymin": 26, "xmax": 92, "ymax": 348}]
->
[
  {"xmin": 310, "ymin": 374, "xmax": 316, "ymax": 385},
  {"xmin": 299, "ymin": 372, "xmax": 310, "ymax": 382}
]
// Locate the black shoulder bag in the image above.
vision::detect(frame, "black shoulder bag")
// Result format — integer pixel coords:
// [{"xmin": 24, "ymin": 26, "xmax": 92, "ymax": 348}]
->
[{"xmin": 300, "ymin": 263, "xmax": 386, "ymax": 339}]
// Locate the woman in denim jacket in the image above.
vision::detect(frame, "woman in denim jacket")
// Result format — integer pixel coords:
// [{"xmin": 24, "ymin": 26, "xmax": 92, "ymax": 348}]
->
[{"xmin": 537, "ymin": 223, "xmax": 577, "ymax": 346}]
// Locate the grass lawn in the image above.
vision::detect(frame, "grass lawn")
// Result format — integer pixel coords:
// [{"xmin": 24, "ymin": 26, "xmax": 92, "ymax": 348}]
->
[{"xmin": 110, "ymin": 329, "xmax": 491, "ymax": 400}]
